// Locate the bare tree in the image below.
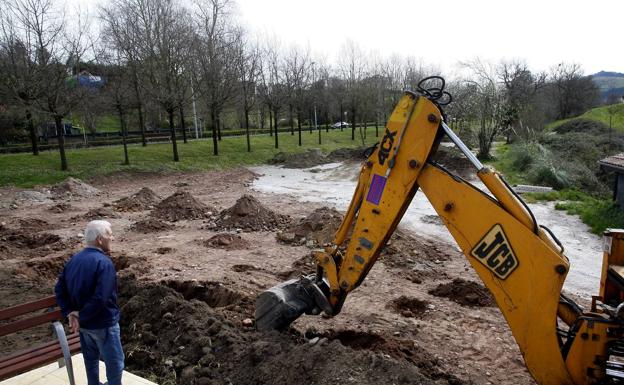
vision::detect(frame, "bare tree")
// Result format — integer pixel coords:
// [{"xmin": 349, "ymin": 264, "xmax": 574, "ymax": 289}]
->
[
  {"xmin": 460, "ymin": 58, "xmax": 504, "ymax": 159},
  {"xmin": 194, "ymin": 0, "xmax": 240, "ymax": 156},
  {"xmin": 338, "ymin": 40, "xmax": 367, "ymax": 140},
  {"xmin": 258, "ymin": 38, "xmax": 285, "ymax": 149},
  {"xmin": 119, "ymin": 0, "xmax": 194, "ymax": 162},
  {"xmin": 234, "ymin": 36, "xmax": 260, "ymax": 152},
  {"xmin": 548, "ymin": 62, "xmax": 600, "ymax": 120},
  {"xmin": 100, "ymin": 0, "xmax": 149, "ymax": 146},
  {"xmin": 283, "ymin": 44, "xmax": 310, "ymax": 146}
]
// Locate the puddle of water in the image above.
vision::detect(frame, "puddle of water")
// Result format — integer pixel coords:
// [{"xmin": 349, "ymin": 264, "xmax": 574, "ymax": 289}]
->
[{"xmin": 250, "ymin": 162, "xmax": 602, "ymax": 297}]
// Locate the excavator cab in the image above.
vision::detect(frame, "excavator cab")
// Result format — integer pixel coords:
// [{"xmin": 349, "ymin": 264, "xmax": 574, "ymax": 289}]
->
[{"xmin": 255, "ymin": 77, "xmax": 624, "ymax": 385}]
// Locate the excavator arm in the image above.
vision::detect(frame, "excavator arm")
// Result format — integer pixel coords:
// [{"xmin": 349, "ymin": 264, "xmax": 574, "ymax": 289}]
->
[{"xmin": 255, "ymin": 79, "xmax": 624, "ymax": 385}]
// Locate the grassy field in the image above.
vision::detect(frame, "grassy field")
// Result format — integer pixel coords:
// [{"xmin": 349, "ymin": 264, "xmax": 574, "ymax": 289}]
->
[
  {"xmin": 488, "ymin": 142, "xmax": 623, "ymax": 234},
  {"xmin": 546, "ymin": 103, "xmax": 624, "ymax": 132},
  {"xmin": 0, "ymin": 129, "xmax": 379, "ymax": 188}
]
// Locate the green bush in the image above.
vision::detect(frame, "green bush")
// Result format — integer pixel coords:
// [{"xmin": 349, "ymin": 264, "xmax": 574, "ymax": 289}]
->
[
  {"xmin": 508, "ymin": 142, "xmax": 549, "ymax": 171},
  {"xmin": 529, "ymin": 165, "xmax": 571, "ymax": 190}
]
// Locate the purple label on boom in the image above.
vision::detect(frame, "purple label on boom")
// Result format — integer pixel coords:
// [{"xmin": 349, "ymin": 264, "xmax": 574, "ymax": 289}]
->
[{"xmin": 366, "ymin": 174, "xmax": 387, "ymax": 205}]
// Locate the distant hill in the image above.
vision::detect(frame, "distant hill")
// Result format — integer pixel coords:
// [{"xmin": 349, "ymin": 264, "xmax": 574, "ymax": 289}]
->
[
  {"xmin": 591, "ymin": 71, "xmax": 624, "ymax": 101},
  {"xmin": 547, "ymin": 103, "xmax": 624, "ymax": 132}
]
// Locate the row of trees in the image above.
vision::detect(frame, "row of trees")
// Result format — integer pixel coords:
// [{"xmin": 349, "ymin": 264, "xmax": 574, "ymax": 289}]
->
[{"xmin": 0, "ymin": 0, "xmax": 603, "ymax": 170}]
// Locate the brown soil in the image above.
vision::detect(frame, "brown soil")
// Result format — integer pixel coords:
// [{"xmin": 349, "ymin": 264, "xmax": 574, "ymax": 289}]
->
[
  {"xmin": 130, "ymin": 218, "xmax": 175, "ymax": 233},
  {"xmin": 113, "ymin": 187, "xmax": 161, "ymax": 212},
  {"xmin": 18, "ymin": 218, "xmax": 54, "ymax": 232},
  {"xmin": 47, "ymin": 202, "xmax": 74, "ymax": 213},
  {"xmin": 204, "ymin": 233, "xmax": 250, "ymax": 250},
  {"xmin": 0, "ymin": 166, "xmax": 536, "ymax": 385},
  {"xmin": 429, "ymin": 146, "xmax": 474, "ymax": 180},
  {"xmin": 269, "ymin": 147, "xmax": 368, "ymax": 169},
  {"xmin": 215, "ymin": 194, "xmax": 290, "ymax": 232},
  {"xmin": 387, "ymin": 296, "xmax": 430, "ymax": 318},
  {"xmin": 151, "ymin": 191, "xmax": 217, "ymax": 222},
  {"xmin": 119, "ymin": 278, "xmax": 464, "ymax": 385},
  {"xmin": 50, "ymin": 177, "xmax": 100, "ymax": 199},
  {"xmin": 429, "ymin": 278, "xmax": 496, "ymax": 307},
  {"xmin": 277, "ymin": 206, "xmax": 343, "ymax": 246},
  {"xmin": 0, "ymin": 227, "xmax": 66, "ymax": 260},
  {"xmin": 81, "ymin": 206, "xmax": 120, "ymax": 220}
]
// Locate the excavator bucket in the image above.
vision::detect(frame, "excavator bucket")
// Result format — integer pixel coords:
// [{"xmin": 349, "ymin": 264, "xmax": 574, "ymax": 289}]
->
[{"xmin": 255, "ymin": 275, "xmax": 330, "ymax": 331}]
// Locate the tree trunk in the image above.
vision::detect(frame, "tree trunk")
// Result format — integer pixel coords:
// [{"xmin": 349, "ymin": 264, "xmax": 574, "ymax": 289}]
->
[
  {"xmin": 269, "ymin": 109, "xmax": 273, "ymax": 137},
  {"xmin": 297, "ymin": 110, "xmax": 302, "ymax": 146},
  {"xmin": 132, "ymin": 70, "xmax": 147, "ymax": 146},
  {"xmin": 340, "ymin": 104, "xmax": 344, "ymax": 131},
  {"xmin": 54, "ymin": 115, "xmax": 68, "ymax": 171},
  {"xmin": 351, "ymin": 108, "xmax": 356, "ymax": 140},
  {"xmin": 274, "ymin": 109, "xmax": 279, "ymax": 149},
  {"xmin": 325, "ymin": 111, "xmax": 329, "ymax": 133},
  {"xmin": 26, "ymin": 109, "xmax": 38, "ymax": 155},
  {"xmin": 118, "ymin": 107, "xmax": 129, "ymax": 165},
  {"xmin": 168, "ymin": 109, "xmax": 179, "ymax": 162},
  {"xmin": 375, "ymin": 119, "xmax": 379, "ymax": 137},
  {"xmin": 211, "ymin": 108, "xmax": 219, "ymax": 156},
  {"xmin": 363, "ymin": 121, "xmax": 367, "ymax": 140},
  {"xmin": 180, "ymin": 106, "xmax": 188, "ymax": 144},
  {"xmin": 245, "ymin": 106, "xmax": 251, "ymax": 153},
  {"xmin": 217, "ymin": 116, "xmax": 222, "ymax": 141},
  {"xmin": 289, "ymin": 105, "xmax": 294, "ymax": 135}
]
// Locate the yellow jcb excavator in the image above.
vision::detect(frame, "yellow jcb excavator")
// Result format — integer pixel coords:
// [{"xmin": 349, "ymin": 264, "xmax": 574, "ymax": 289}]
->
[{"xmin": 254, "ymin": 76, "xmax": 624, "ymax": 385}]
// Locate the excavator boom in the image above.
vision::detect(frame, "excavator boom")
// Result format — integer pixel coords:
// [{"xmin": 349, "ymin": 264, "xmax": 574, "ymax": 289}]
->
[{"xmin": 255, "ymin": 78, "xmax": 624, "ymax": 385}]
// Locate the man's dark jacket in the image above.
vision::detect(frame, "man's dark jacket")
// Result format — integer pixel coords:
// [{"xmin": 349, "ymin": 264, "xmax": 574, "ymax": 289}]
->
[{"xmin": 55, "ymin": 247, "xmax": 120, "ymax": 329}]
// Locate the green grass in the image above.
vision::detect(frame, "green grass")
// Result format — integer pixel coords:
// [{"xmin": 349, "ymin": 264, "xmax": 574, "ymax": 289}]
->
[
  {"xmin": 546, "ymin": 103, "xmax": 624, "ymax": 132},
  {"xmin": 0, "ymin": 129, "xmax": 379, "ymax": 188},
  {"xmin": 555, "ymin": 198, "xmax": 624, "ymax": 234}
]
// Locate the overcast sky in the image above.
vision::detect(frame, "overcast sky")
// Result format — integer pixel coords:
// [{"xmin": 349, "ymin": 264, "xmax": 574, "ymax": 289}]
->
[
  {"xmin": 234, "ymin": 0, "xmax": 622, "ymax": 75},
  {"xmin": 71, "ymin": 0, "xmax": 622, "ymax": 75}
]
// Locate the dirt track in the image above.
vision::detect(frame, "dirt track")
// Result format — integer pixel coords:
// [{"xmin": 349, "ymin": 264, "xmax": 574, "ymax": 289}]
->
[{"xmin": 0, "ymin": 162, "xmax": 535, "ymax": 384}]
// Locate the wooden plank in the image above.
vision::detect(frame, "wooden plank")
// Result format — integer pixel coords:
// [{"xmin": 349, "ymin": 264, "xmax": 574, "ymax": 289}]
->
[
  {"xmin": 0, "ymin": 296, "xmax": 57, "ymax": 321},
  {"xmin": 0, "ymin": 341, "xmax": 81, "ymax": 380},
  {"xmin": 0, "ymin": 334, "xmax": 80, "ymax": 369},
  {"xmin": 0, "ymin": 310, "xmax": 62, "ymax": 337}
]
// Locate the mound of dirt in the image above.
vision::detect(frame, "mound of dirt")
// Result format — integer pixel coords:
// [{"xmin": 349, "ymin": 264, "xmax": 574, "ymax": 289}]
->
[
  {"xmin": 327, "ymin": 147, "xmax": 369, "ymax": 161},
  {"xmin": 204, "ymin": 233, "xmax": 250, "ymax": 250},
  {"xmin": 12, "ymin": 190, "xmax": 52, "ymax": 207},
  {"xmin": 118, "ymin": 278, "xmax": 464, "ymax": 385},
  {"xmin": 429, "ymin": 146, "xmax": 474, "ymax": 180},
  {"xmin": 82, "ymin": 206, "xmax": 119, "ymax": 220},
  {"xmin": 0, "ymin": 226, "xmax": 66, "ymax": 259},
  {"xmin": 269, "ymin": 149, "xmax": 330, "ymax": 169},
  {"xmin": 50, "ymin": 177, "xmax": 100, "ymax": 199},
  {"xmin": 18, "ymin": 218, "xmax": 54, "ymax": 232},
  {"xmin": 215, "ymin": 195, "xmax": 290, "ymax": 232},
  {"xmin": 428, "ymin": 278, "xmax": 495, "ymax": 307},
  {"xmin": 277, "ymin": 207, "xmax": 343, "ymax": 246},
  {"xmin": 47, "ymin": 202, "xmax": 74, "ymax": 213},
  {"xmin": 151, "ymin": 191, "xmax": 216, "ymax": 222},
  {"xmin": 113, "ymin": 187, "xmax": 160, "ymax": 212},
  {"xmin": 387, "ymin": 296, "xmax": 430, "ymax": 318},
  {"xmin": 130, "ymin": 218, "xmax": 174, "ymax": 233}
]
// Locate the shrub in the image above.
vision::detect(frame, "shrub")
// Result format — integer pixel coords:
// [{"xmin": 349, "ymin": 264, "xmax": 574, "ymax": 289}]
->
[
  {"xmin": 508, "ymin": 142, "xmax": 549, "ymax": 172},
  {"xmin": 529, "ymin": 165, "xmax": 571, "ymax": 190}
]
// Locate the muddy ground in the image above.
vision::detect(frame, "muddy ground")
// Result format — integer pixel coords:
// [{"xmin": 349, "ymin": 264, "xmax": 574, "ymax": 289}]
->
[{"xmin": 0, "ymin": 156, "xmax": 534, "ymax": 384}]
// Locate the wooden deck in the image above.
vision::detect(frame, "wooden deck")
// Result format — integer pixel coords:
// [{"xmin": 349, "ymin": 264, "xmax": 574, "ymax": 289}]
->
[{"xmin": 0, "ymin": 353, "xmax": 157, "ymax": 385}]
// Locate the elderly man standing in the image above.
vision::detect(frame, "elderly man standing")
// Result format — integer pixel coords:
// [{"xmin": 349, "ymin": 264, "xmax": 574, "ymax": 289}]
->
[{"xmin": 55, "ymin": 220, "xmax": 124, "ymax": 385}]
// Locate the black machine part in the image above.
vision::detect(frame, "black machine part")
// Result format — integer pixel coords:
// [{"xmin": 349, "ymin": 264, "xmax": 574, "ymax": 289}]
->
[{"xmin": 255, "ymin": 275, "xmax": 331, "ymax": 331}]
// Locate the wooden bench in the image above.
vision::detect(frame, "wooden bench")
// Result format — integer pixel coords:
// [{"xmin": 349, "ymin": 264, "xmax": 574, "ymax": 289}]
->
[{"xmin": 0, "ymin": 296, "xmax": 79, "ymax": 384}]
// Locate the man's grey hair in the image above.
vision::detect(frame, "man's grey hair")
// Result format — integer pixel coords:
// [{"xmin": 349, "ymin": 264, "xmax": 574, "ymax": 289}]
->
[{"xmin": 85, "ymin": 220, "xmax": 112, "ymax": 247}]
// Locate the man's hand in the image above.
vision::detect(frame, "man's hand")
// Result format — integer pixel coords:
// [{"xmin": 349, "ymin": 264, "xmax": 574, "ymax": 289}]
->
[{"xmin": 68, "ymin": 311, "xmax": 80, "ymax": 333}]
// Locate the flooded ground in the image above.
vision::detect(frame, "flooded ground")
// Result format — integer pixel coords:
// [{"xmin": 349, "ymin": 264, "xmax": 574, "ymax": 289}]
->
[{"xmin": 250, "ymin": 161, "xmax": 603, "ymax": 297}]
